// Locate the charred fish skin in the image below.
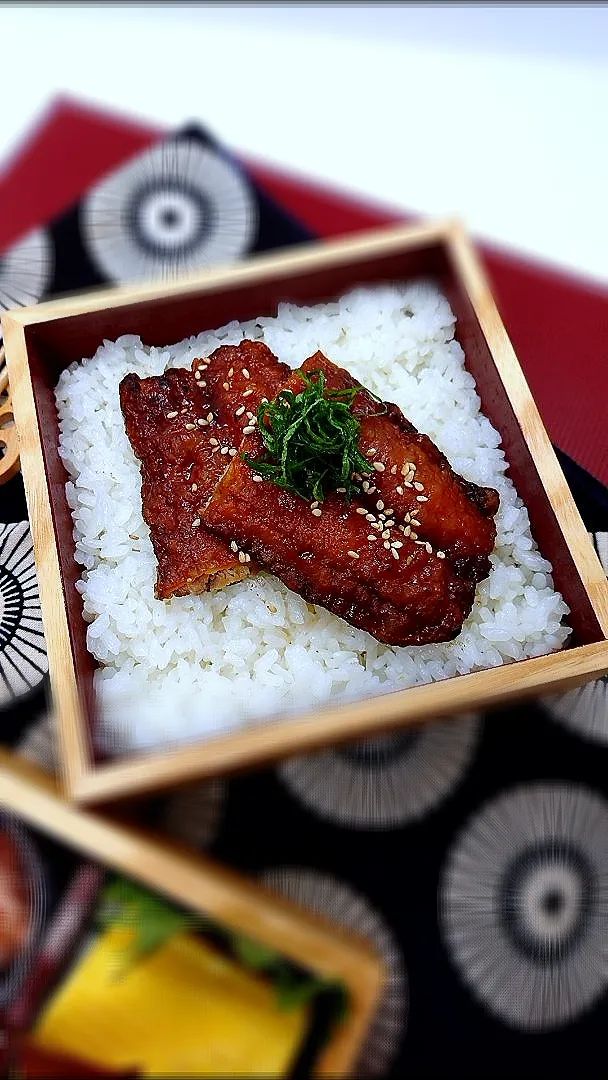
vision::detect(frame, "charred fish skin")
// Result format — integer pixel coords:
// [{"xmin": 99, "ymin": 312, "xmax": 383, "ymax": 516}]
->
[
  {"xmin": 119, "ymin": 369, "xmax": 248, "ymax": 599},
  {"xmin": 202, "ymin": 456, "xmax": 475, "ymax": 647},
  {"xmin": 299, "ymin": 352, "xmax": 499, "ymax": 580},
  {"xmin": 120, "ymin": 342, "xmax": 290, "ymax": 598},
  {"xmin": 192, "ymin": 340, "xmax": 291, "ymax": 450},
  {"xmin": 202, "ymin": 363, "xmax": 477, "ymax": 647}
]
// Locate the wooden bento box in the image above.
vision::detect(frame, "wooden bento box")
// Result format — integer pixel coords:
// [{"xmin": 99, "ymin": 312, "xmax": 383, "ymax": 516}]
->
[
  {"xmin": 0, "ymin": 748, "xmax": 383, "ymax": 1076},
  {"xmin": 3, "ymin": 219, "xmax": 608, "ymax": 805}
]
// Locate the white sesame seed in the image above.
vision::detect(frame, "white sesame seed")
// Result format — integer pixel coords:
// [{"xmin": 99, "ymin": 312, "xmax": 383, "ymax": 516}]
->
[
  {"xmin": 207, "ymin": 412, "xmax": 214, "ymax": 422},
  {"xmin": 396, "ymin": 486, "xmax": 404, "ymax": 495},
  {"xmin": 194, "ymin": 370, "xmax": 201, "ymax": 380},
  {"xmin": 385, "ymin": 509, "xmax": 394, "ymax": 516},
  {"xmin": 407, "ymin": 462, "xmax": 416, "ymax": 472},
  {"xmin": 228, "ymin": 367, "xmax": 234, "ymax": 378},
  {"xmin": 390, "ymin": 464, "xmax": 397, "ymax": 475},
  {"xmin": 392, "ymin": 541, "xmax": 403, "ymax": 549},
  {"xmin": 376, "ymin": 500, "xmax": 384, "ymax": 511},
  {"xmin": 229, "ymin": 448, "xmax": 237, "ymax": 457},
  {"xmin": 235, "ymin": 405, "xmax": 245, "ymax": 417},
  {"xmin": 311, "ymin": 501, "xmax": 319, "ymax": 509},
  {"xmin": 185, "ymin": 423, "xmax": 196, "ymax": 430},
  {"xmin": 242, "ymin": 368, "xmax": 250, "ymax": 379},
  {"xmin": 404, "ymin": 480, "xmax": 413, "ymax": 489},
  {"xmin": 365, "ymin": 513, "xmax": 376, "ymax": 523},
  {"xmin": 401, "ymin": 464, "xmax": 408, "ymax": 476},
  {"xmin": 410, "ymin": 531, "xmax": 418, "ymax": 540},
  {"xmin": 411, "ymin": 518, "xmax": 421, "ymax": 527},
  {"xmin": 312, "ymin": 507, "xmax": 322, "ymax": 517},
  {"xmin": 209, "ymin": 437, "xmax": 219, "ymax": 446},
  {"xmin": 181, "ymin": 407, "xmax": 189, "ymax": 414},
  {"xmin": 347, "ymin": 550, "xmax": 360, "ymax": 559},
  {"xmin": 198, "ymin": 418, "xmax": 209, "ymax": 427},
  {"xmin": 373, "ymin": 462, "xmax": 385, "ymax": 472},
  {"xmin": 252, "ymin": 474, "xmax": 263, "ymax": 482},
  {"xmin": 403, "ymin": 526, "xmax": 411, "ymax": 537},
  {"xmin": 362, "ymin": 481, "xmax": 370, "ymax": 492},
  {"xmin": 166, "ymin": 410, "xmax": 178, "ymax": 419},
  {"xmin": 191, "ymin": 483, "xmax": 198, "ymax": 492},
  {"xmin": 246, "ymin": 411, "xmax": 254, "ymax": 419},
  {"xmin": 336, "ymin": 487, "xmax": 347, "ymax": 494},
  {"xmin": 243, "ymin": 388, "xmax": 254, "ymax": 398},
  {"xmin": 425, "ymin": 542, "xmax": 433, "ymax": 554},
  {"xmin": 243, "ymin": 425, "xmax": 255, "ymax": 435},
  {"xmin": 385, "ymin": 520, "xmax": 395, "ymax": 528},
  {"xmin": 391, "ymin": 548, "xmax": 399, "ymax": 560},
  {"xmin": 238, "ymin": 551, "xmax": 247, "ymax": 563},
  {"xmin": 192, "ymin": 518, "xmax": 201, "ymax": 528},
  {"xmin": 230, "ymin": 541, "xmax": 239, "ymax": 553},
  {"xmin": 383, "ymin": 541, "xmax": 391, "ymax": 549},
  {"xmin": 417, "ymin": 495, "xmax": 429, "ymax": 502},
  {"xmin": 414, "ymin": 481, "xmax": 424, "ymax": 492},
  {"xmin": 382, "ymin": 529, "xmax": 391, "ymax": 539},
  {"xmin": 415, "ymin": 540, "xmax": 425, "ymax": 546},
  {"xmin": 199, "ymin": 380, "xmax": 207, "ymax": 387},
  {"xmin": 220, "ymin": 446, "xmax": 230, "ymax": 455},
  {"xmin": 223, "ymin": 381, "xmax": 230, "ymax": 391},
  {"xmin": 260, "ymin": 397, "xmax": 268, "ymax": 404},
  {"xmin": 367, "ymin": 534, "xmax": 377, "ymax": 541},
  {"xmin": 378, "ymin": 514, "xmax": 386, "ymax": 522},
  {"xmin": 437, "ymin": 550, "xmax": 446, "ymax": 559},
  {"xmin": 356, "ymin": 507, "xmax": 368, "ymax": 515},
  {"xmin": 366, "ymin": 447, "xmax": 377, "ymax": 456}
]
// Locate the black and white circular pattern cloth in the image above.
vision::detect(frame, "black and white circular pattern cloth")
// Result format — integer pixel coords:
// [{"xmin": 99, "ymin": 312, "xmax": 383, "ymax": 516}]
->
[
  {"xmin": 160, "ymin": 779, "xmax": 227, "ymax": 851},
  {"xmin": 278, "ymin": 714, "xmax": 481, "ymax": 830},
  {"xmin": 261, "ymin": 867, "xmax": 407, "ymax": 1077},
  {"xmin": 544, "ymin": 678, "xmax": 608, "ymax": 746},
  {"xmin": 16, "ymin": 709, "xmax": 57, "ymax": 774},
  {"xmin": 0, "ymin": 229, "xmax": 53, "ymax": 339},
  {"xmin": 81, "ymin": 138, "xmax": 258, "ymax": 284},
  {"xmin": 0, "ymin": 522, "xmax": 47, "ymax": 706},
  {"xmin": 543, "ymin": 532, "xmax": 608, "ymax": 745},
  {"xmin": 439, "ymin": 782, "xmax": 608, "ymax": 1031}
]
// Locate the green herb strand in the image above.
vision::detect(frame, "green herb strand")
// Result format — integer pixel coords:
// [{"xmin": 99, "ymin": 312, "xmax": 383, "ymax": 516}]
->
[
  {"xmin": 95, "ymin": 878, "xmax": 349, "ymax": 1018},
  {"xmin": 243, "ymin": 369, "xmax": 379, "ymax": 502}
]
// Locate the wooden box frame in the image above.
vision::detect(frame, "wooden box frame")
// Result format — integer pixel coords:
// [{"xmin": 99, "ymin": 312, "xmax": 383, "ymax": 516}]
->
[
  {"xmin": 3, "ymin": 219, "xmax": 608, "ymax": 805},
  {"xmin": 0, "ymin": 748, "xmax": 383, "ymax": 1076}
]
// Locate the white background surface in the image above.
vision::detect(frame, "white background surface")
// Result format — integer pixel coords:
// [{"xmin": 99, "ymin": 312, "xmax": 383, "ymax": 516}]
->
[{"xmin": 1, "ymin": 4, "xmax": 607, "ymax": 284}]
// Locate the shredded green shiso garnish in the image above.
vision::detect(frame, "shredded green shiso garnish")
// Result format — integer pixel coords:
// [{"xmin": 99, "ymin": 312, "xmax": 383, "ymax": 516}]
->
[
  {"xmin": 243, "ymin": 369, "xmax": 381, "ymax": 503},
  {"xmin": 96, "ymin": 877, "xmax": 349, "ymax": 1017}
]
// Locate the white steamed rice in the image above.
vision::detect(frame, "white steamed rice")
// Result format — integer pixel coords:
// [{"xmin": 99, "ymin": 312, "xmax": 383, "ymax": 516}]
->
[{"xmin": 55, "ymin": 282, "xmax": 571, "ymax": 756}]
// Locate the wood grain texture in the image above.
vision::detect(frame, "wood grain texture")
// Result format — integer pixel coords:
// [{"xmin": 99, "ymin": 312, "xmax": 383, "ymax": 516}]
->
[
  {"xmin": 0, "ymin": 749, "xmax": 383, "ymax": 1077},
  {"xmin": 2, "ymin": 315, "xmax": 91, "ymax": 799},
  {"xmin": 3, "ymin": 219, "xmax": 608, "ymax": 806},
  {"xmin": 445, "ymin": 221, "xmax": 608, "ymax": 637},
  {"xmin": 0, "ymin": 343, "xmax": 21, "ymax": 483}
]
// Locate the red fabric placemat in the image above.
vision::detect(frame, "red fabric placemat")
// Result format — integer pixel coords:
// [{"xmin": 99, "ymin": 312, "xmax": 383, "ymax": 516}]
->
[{"xmin": 1, "ymin": 97, "xmax": 606, "ymax": 486}]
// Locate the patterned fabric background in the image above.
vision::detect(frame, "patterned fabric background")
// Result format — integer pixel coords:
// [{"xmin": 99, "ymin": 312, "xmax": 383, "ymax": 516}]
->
[
  {"xmin": 0, "ymin": 124, "xmax": 313, "ymax": 341},
  {"xmin": 1, "ymin": 125, "xmax": 608, "ymax": 1077}
]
